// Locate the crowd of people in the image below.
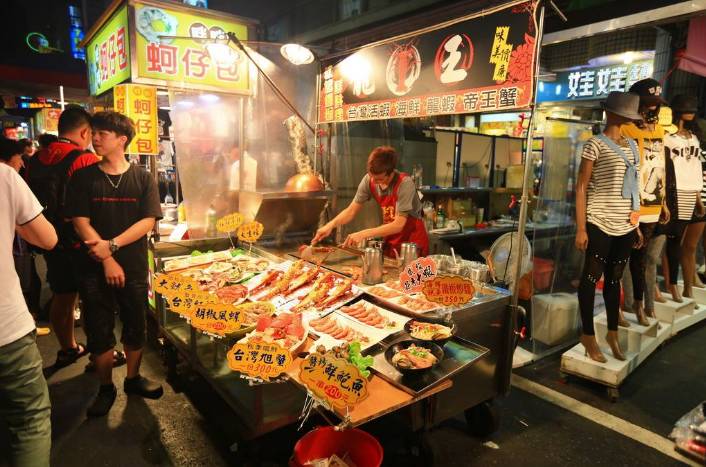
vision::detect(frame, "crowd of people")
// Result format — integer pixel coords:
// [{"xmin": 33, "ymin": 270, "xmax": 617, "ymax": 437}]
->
[{"xmin": 0, "ymin": 106, "xmax": 162, "ymax": 466}]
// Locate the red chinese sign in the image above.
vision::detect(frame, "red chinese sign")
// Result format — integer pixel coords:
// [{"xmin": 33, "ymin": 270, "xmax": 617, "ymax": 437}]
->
[
  {"xmin": 399, "ymin": 257, "xmax": 437, "ymax": 294},
  {"xmin": 319, "ymin": 1, "xmax": 537, "ymax": 122},
  {"xmin": 114, "ymin": 84, "xmax": 158, "ymax": 155}
]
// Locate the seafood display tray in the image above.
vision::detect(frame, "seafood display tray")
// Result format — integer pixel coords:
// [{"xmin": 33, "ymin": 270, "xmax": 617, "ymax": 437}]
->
[{"xmin": 363, "ymin": 333, "xmax": 488, "ymax": 396}]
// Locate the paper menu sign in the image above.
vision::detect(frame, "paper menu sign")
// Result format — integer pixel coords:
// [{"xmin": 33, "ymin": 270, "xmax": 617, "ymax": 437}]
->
[
  {"xmin": 422, "ymin": 275, "xmax": 475, "ymax": 306},
  {"xmin": 399, "ymin": 257, "xmax": 437, "ymax": 294},
  {"xmin": 216, "ymin": 212, "xmax": 244, "ymax": 233},
  {"xmin": 227, "ymin": 342, "xmax": 293, "ymax": 381},
  {"xmin": 299, "ymin": 353, "xmax": 369, "ymax": 409}
]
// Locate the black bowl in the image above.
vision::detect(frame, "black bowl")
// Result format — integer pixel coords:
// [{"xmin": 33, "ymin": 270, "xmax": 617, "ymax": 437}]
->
[
  {"xmin": 404, "ymin": 318, "xmax": 457, "ymax": 346},
  {"xmin": 384, "ymin": 339, "xmax": 444, "ymax": 375}
]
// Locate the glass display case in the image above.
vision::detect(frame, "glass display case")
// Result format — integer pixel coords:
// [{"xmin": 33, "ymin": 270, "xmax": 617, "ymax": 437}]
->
[{"xmin": 522, "ymin": 118, "xmax": 597, "ymax": 358}]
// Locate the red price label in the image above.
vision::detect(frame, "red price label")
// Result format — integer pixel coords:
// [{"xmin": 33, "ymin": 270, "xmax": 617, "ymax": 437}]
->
[{"xmin": 399, "ymin": 257, "xmax": 437, "ymax": 294}]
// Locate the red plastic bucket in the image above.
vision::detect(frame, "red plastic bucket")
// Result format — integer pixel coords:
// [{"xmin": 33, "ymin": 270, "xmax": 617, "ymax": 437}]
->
[{"xmin": 290, "ymin": 426, "xmax": 383, "ymax": 467}]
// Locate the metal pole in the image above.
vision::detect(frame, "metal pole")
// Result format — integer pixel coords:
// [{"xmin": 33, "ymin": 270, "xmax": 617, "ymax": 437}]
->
[
  {"xmin": 228, "ymin": 33, "xmax": 315, "ymax": 135},
  {"xmin": 452, "ymin": 131, "xmax": 462, "ymax": 187},
  {"xmin": 511, "ymin": 2, "xmax": 545, "ymax": 308},
  {"xmin": 59, "ymin": 85, "xmax": 65, "ymax": 111},
  {"xmin": 313, "ymin": 65, "xmax": 322, "ymax": 173}
]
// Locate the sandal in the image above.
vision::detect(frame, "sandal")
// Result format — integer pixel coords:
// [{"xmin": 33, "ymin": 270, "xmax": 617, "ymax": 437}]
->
[
  {"xmin": 85, "ymin": 350, "xmax": 127, "ymax": 373},
  {"xmin": 54, "ymin": 343, "xmax": 88, "ymax": 369}
]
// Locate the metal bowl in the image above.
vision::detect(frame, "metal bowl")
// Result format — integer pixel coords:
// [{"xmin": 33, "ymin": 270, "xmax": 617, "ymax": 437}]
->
[{"xmin": 384, "ymin": 339, "xmax": 444, "ymax": 375}]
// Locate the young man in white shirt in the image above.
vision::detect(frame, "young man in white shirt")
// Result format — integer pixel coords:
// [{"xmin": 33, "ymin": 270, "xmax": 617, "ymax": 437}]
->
[{"xmin": 0, "ymin": 148, "xmax": 58, "ymax": 466}]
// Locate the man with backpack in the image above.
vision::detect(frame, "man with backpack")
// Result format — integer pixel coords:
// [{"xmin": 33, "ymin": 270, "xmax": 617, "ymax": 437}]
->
[{"xmin": 27, "ymin": 105, "xmax": 98, "ymax": 369}]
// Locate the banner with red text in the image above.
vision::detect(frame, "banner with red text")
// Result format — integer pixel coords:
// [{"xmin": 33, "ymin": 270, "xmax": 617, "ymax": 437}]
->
[{"xmin": 319, "ymin": 1, "xmax": 537, "ymax": 123}]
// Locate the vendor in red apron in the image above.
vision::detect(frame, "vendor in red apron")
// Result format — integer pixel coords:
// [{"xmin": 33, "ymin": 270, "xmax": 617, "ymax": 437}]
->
[{"xmin": 312, "ymin": 146, "xmax": 429, "ymax": 257}]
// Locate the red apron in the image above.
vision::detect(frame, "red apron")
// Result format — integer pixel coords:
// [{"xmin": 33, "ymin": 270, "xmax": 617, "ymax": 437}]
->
[{"xmin": 369, "ymin": 172, "xmax": 429, "ymax": 258}]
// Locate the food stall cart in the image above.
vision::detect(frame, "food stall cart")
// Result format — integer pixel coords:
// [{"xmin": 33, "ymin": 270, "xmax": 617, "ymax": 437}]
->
[{"xmin": 83, "ymin": 0, "xmax": 544, "ymax": 453}]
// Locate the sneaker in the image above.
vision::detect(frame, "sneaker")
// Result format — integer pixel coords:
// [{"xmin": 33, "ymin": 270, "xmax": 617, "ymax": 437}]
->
[
  {"xmin": 124, "ymin": 375, "xmax": 163, "ymax": 399},
  {"xmin": 87, "ymin": 384, "xmax": 117, "ymax": 417}
]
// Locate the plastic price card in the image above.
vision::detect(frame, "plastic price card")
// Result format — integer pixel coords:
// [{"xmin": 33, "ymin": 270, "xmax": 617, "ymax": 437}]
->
[
  {"xmin": 227, "ymin": 342, "xmax": 292, "ymax": 381},
  {"xmin": 237, "ymin": 221, "xmax": 264, "ymax": 243},
  {"xmin": 190, "ymin": 303, "xmax": 247, "ymax": 336},
  {"xmin": 216, "ymin": 212, "xmax": 244, "ymax": 233},
  {"xmin": 422, "ymin": 274, "xmax": 475, "ymax": 307},
  {"xmin": 299, "ymin": 353, "xmax": 369, "ymax": 409},
  {"xmin": 399, "ymin": 257, "xmax": 437, "ymax": 294}
]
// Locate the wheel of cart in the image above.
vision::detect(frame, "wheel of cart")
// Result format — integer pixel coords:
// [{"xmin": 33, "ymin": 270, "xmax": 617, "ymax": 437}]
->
[{"xmin": 464, "ymin": 399, "xmax": 500, "ymax": 437}]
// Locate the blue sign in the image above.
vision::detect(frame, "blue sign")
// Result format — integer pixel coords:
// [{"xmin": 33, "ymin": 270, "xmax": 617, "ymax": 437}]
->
[
  {"xmin": 69, "ymin": 5, "xmax": 85, "ymax": 60},
  {"xmin": 537, "ymin": 60, "xmax": 653, "ymax": 103}
]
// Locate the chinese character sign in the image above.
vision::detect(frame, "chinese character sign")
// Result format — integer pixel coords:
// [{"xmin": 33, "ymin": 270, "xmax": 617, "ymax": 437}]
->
[
  {"xmin": 227, "ymin": 342, "xmax": 292, "ymax": 381},
  {"xmin": 422, "ymin": 274, "xmax": 475, "ymax": 307},
  {"xmin": 113, "ymin": 84, "xmax": 158, "ymax": 155},
  {"xmin": 319, "ymin": 1, "xmax": 537, "ymax": 123},
  {"xmin": 133, "ymin": 2, "xmax": 250, "ymax": 93},
  {"xmin": 85, "ymin": 5, "xmax": 131, "ymax": 96},
  {"xmin": 399, "ymin": 257, "xmax": 437, "ymax": 294},
  {"xmin": 299, "ymin": 353, "xmax": 369, "ymax": 409},
  {"xmin": 537, "ymin": 60, "xmax": 654, "ymax": 103},
  {"xmin": 216, "ymin": 212, "xmax": 243, "ymax": 233}
]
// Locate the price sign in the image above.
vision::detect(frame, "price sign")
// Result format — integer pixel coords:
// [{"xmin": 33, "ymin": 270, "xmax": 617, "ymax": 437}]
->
[
  {"xmin": 399, "ymin": 257, "xmax": 437, "ymax": 294},
  {"xmin": 154, "ymin": 273, "xmax": 199, "ymax": 297},
  {"xmin": 227, "ymin": 342, "xmax": 293, "ymax": 381},
  {"xmin": 299, "ymin": 353, "xmax": 369, "ymax": 409},
  {"xmin": 190, "ymin": 303, "xmax": 246, "ymax": 337},
  {"xmin": 164, "ymin": 290, "xmax": 217, "ymax": 318},
  {"xmin": 217, "ymin": 212, "xmax": 244, "ymax": 233},
  {"xmin": 237, "ymin": 221, "xmax": 264, "ymax": 243},
  {"xmin": 422, "ymin": 274, "xmax": 475, "ymax": 307}
]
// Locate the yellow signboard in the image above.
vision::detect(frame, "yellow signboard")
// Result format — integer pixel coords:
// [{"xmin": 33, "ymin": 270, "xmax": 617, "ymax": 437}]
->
[
  {"xmin": 114, "ymin": 83, "xmax": 158, "ymax": 155},
  {"xmin": 422, "ymin": 274, "xmax": 476, "ymax": 307},
  {"xmin": 227, "ymin": 342, "xmax": 292, "ymax": 381},
  {"xmin": 190, "ymin": 303, "xmax": 246, "ymax": 336},
  {"xmin": 216, "ymin": 212, "xmax": 243, "ymax": 233},
  {"xmin": 237, "ymin": 221, "xmax": 264, "ymax": 243},
  {"xmin": 86, "ymin": 5, "xmax": 131, "ymax": 96},
  {"xmin": 299, "ymin": 353, "xmax": 369, "ymax": 409},
  {"xmin": 133, "ymin": 2, "xmax": 250, "ymax": 93}
]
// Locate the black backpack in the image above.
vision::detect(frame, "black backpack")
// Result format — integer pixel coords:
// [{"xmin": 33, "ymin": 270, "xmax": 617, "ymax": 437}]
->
[{"xmin": 27, "ymin": 149, "xmax": 85, "ymax": 249}]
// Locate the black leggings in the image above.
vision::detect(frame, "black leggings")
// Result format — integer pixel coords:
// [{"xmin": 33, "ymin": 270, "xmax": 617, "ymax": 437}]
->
[
  {"xmin": 579, "ymin": 223, "xmax": 635, "ymax": 335},
  {"xmin": 665, "ymin": 220, "xmax": 689, "ymax": 283}
]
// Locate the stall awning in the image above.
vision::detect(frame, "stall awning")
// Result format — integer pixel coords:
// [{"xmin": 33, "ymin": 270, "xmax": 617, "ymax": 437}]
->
[{"xmin": 676, "ymin": 16, "xmax": 706, "ymax": 78}]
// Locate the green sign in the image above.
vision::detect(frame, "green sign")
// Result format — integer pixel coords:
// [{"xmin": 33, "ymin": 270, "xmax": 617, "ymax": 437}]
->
[{"xmin": 86, "ymin": 5, "xmax": 131, "ymax": 96}]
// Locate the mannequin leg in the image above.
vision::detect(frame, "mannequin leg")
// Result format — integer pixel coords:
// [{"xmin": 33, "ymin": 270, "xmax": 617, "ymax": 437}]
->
[
  {"xmin": 681, "ymin": 222, "xmax": 705, "ymax": 297},
  {"xmin": 578, "ymin": 224, "xmax": 612, "ymax": 363},
  {"xmin": 601, "ymin": 229, "xmax": 635, "ymax": 361},
  {"xmin": 644, "ymin": 235, "xmax": 666, "ymax": 319},
  {"xmin": 665, "ymin": 221, "xmax": 688, "ymax": 302},
  {"xmin": 621, "ymin": 263, "xmax": 634, "ymax": 312}
]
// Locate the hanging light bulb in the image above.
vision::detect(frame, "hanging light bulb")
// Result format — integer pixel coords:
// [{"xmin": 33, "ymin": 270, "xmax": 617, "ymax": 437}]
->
[{"xmin": 280, "ymin": 43, "xmax": 315, "ymax": 65}]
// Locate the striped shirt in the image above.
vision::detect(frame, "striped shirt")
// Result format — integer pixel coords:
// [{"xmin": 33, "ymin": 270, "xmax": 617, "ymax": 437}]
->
[
  {"xmin": 665, "ymin": 132, "xmax": 702, "ymax": 220},
  {"xmin": 582, "ymin": 136, "xmax": 639, "ymax": 236}
]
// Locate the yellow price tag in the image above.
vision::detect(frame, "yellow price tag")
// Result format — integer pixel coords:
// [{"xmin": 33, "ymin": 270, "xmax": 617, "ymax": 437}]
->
[
  {"xmin": 216, "ymin": 212, "xmax": 244, "ymax": 233},
  {"xmin": 237, "ymin": 221, "xmax": 264, "ymax": 243},
  {"xmin": 421, "ymin": 274, "xmax": 476, "ymax": 306},
  {"xmin": 190, "ymin": 303, "xmax": 246, "ymax": 337},
  {"xmin": 164, "ymin": 290, "xmax": 217, "ymax": 318},
  {"xmin": 154, "ymin": 273, "xmax": 198, "ymax": 298},
  {"xmin": 299, "ymin": 353, "xmax": 369, "ymax": 409},
  {"xmin": 227, "ymin": 342, "xmax": 292, "ymax": 381}
]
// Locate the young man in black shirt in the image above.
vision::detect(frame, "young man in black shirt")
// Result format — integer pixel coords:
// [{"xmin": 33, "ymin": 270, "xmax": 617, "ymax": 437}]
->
[{"xmin": 67, "ymin": 111, "xmax": 163, "ymax": 417}]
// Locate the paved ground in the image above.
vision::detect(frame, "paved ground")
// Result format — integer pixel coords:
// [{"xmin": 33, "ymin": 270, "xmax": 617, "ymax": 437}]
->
[{"xmin": 2, "ymin": 316, "xmax": 704, "ymax": 466}]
